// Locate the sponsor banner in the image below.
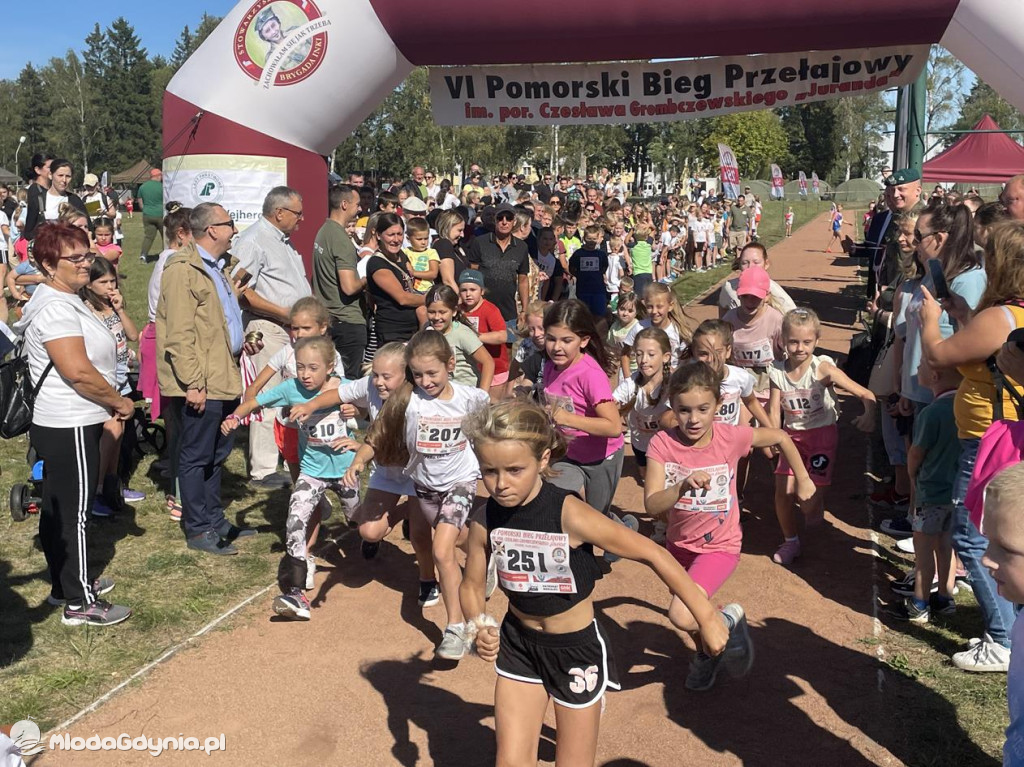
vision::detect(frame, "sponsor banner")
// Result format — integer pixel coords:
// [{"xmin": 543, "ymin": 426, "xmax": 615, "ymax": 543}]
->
[
  {"xmin": 770, "ymin": 164, "xmax": 785, "ymax": 199},
  {"xmin": 429, "ymin": 45, "xmax": 928, "ymax": 126},
  {"xmin": 166, "ymin": 0, "xmax": 412, "ymax": 153},
  {"xmin": 811, "ymin": 171, "xmax": 821, "ymax": 195},
  {"xmin": 798, "ymin": 171, "xmax": 809, "ymax": 196},
  {"xmin": 719, "ymin": 144, "xmax": 741, "ymax": 200},
  {"xmin": 163, "ymin": 154, "xmax": 287, "ymax": 232}
]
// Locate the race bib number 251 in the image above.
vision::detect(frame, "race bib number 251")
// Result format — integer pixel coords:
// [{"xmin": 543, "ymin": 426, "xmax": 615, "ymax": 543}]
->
[{"xmin": 490, "ymin": 528, "xmax": 577, "ymax": 594}]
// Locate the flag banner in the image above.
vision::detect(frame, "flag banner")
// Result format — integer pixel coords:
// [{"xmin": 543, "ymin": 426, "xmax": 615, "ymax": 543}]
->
[
  {"xmin": 428, "ymin": 45, "xmax": 928, "ymax": 126},
  {"xmin": 770, "ymin": 164, "xmax": 785, "ymax": 199},
  {"xmin": 799, "ymin": 171, "xmax": 809, "ymax": 197},
  {"xmin": 811, "ymin": 171, "xmax": 821, "ymax": 195},
  {"xmin": 719, "ymin": 144, "xmax": 741, "ymax": 200}
]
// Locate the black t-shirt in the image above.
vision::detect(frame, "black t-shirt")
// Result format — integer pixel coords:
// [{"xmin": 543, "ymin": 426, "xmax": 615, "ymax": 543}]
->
[
  {"xmin": 569, "ymin": 248, "xmax": 608, "ymax": 296},
  {"xmin": 436, "ymin": 238, "xmax": 469, "ymax": 282},
  {"xmin": 467, "ymin": 233, "xmax": 530, "ymax": 322},
  {"xmin": 365, "ymin": 252, "xmax": 419, "ymax": 342}
]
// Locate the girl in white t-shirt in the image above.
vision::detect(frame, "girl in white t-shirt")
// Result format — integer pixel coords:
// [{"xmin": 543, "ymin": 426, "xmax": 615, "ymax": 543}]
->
[
  {"xmin": 605, "ymin": 234, "xmax": 631, "ymax": 298},
  {"xmin": 691, "ymin": 320, "xmax": 771, "ymax": 430},
  {"xmin": 344, "ymin": 330, "xmax": 490, "ymax": 661},
  {"xmin": 291, "ymin": 342, "xmax": 439, "ymax": 604},
  {"xmin": 767, "ymin": 308, "xmax": 876, "ymax": 566},
  {"xmin": 244, "ymin": 297, "xmax": 345, "ymax": 586}
]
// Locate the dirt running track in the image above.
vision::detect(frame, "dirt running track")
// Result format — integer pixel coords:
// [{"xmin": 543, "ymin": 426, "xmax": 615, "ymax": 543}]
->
[{"xmin": 32, "ymin": 215, "xmax": 986, "ymax": 767}]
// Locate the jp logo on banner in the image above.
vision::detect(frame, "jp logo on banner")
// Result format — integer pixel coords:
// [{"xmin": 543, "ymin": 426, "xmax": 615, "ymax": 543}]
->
[
  {"xmin": 798, "ymin": 171, "xmax": 808, "ymax": 197},
  {"xmin": 234, "ymin": 0, "xmax": 331, "ymax": 89},
  {"xmin": 811, "ymin": 172, "xmax": 821, "ymax": 196},
  {"xmin": 770, "ymin": 164, "xmax": 785, "ymax": 200},
  {"xmin": 718, "ymin": 143, "xmax": 741, "ymax": 200}
]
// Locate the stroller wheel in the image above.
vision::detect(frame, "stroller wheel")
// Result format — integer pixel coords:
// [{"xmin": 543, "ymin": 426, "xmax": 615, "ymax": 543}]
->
[
  {"xmin": 141, "ymin": 423, "xmax": 166, "ymax": 455},
  {"xmin": 10, "ymin": 484, "xmax": 27, "ymax": 522}
]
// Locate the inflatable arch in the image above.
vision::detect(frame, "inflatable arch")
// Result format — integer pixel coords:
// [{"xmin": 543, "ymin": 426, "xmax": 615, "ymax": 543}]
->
[{"xmin": 164, "ymin": 0, "xmax": 1024, "ymax": 262}]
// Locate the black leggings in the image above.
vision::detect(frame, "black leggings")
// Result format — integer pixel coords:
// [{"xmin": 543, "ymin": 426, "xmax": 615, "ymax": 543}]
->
[{"xmin": 31, "ymin": 422, "xmax": 103, "ymax": 605}]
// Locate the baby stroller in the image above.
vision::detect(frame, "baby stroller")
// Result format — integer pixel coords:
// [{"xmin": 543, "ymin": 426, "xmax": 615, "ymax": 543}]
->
[{"xmin": 9, "ymin": 372, "xmax": 165, "ymax": 521}]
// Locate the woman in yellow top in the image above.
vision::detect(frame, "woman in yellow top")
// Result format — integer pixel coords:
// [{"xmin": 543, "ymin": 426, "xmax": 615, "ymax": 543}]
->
[{"xmin": 920, "ymin": 219, "xmax": 1024, "ymax": 671}]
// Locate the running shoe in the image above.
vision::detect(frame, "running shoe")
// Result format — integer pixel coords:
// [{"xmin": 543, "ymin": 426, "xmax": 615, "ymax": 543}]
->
[
  {"xmin": 122, "ymin": 487, "xmax": 146, "ymax": 502},
  {"xmin": 435, "ymin": 625, "xmax": 467, "ymax": 660},
  {"xmin": 880, "ymin": 516, "xmax": 913, "ymax": 538},
  {"xmin": 720, "ymin": 604, "xmax": 755, "ymax": 679},
  {"xmin": 930, "ymin": 594, "xmax": 957, "ymax": 616},
  {"xmin": 888, "ymin": 597, "xmax": 930, "ymax": 624},
  {"xmin": 955, "ymin": 572, "xmax": 973, "ymax": 595},
  {"xmin": 604, "ymin": 514, "xmax": 640, "ymax": 563},
  {"xmin": 685, "ymin": 651, "xmax": 723, "ymax": 691},
  {"xmin": 772, "ymin": 538, "xmax": 801, "ymax": 565},
  {"xmin": 47, "ymin": 576, "xmax": 115, "ymax": 606},
  {"xmin": 895, "ymin": 537, "xmax": 915, "ymax": 554},
  {"xmin": 418, "ymin": 580, "xmax": 440, "ymax": 608},
  {"xmin": 91, "ymin": 496, "xmax": 116, "ymax": 518},
  {"xmin": 952, "ymin": 634, "xmax": 1010, "ymax": 673},
  {"xmin": 869, "ymin": 487, "xmax": 910, "ymax": 509},
  {"xmin": 273, "ymin": 588, "xmax": 311, "ymax": 620},
  {"xmin": 890, "ymin": 571, "xmax": 959, "ymax": 598},
  {"xmin": 62, "ymin": 599, "xmax": 131, "ymax": 626}
]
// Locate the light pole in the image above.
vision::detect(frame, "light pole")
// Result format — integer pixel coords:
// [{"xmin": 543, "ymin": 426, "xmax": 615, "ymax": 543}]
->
[{"xmin": 14, "ymin": 136, "xmax": 26, "ymax": 188}]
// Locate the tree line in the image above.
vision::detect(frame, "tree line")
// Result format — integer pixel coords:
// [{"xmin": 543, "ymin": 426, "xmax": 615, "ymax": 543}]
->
[{"xmin": 0, "ymin": 29, "xmax": 1019, "ymax": 189}]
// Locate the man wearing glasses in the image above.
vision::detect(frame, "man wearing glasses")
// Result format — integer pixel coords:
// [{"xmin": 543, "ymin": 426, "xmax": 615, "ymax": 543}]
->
[
  {"xmin": 534, "ymin": 173, "xmax": 553, "ymax": 203},
  {"xmin": 468, "ymin": 201, "xmax": 530, "ymax": 336},
  {"xmin": 157, "ymin": 203, "xmax": 253, "ymax": 556},
  {"xmin": 232, "ymin": 186, "xmax": 312, "ymax": 488}
]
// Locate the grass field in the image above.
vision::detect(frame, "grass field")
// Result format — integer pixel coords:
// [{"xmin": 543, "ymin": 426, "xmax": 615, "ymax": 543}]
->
[{"xmin": 0, "ymin": 211, "xmax": 1010, "ymax": 763}]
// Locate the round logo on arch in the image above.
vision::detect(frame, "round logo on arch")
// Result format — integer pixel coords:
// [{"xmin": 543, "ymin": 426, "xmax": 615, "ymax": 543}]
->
[{"xmin": 234, "ymin": 0, "xmax": 330, "ymax": 87}]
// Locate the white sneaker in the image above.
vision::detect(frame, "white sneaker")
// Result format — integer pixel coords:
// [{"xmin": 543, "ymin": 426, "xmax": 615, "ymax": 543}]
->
[
  {"xmin": 435, "ymin": 625, "xmax": 467, "ymax": 660},
  {"xmin": 305, "ymin": 556, "xmax": 317, "ymax": 591},
  {"xmin": 952, "ymin": 633, "xmax": 1010, "ymax": 672},
  {"xmin": 896, "ymin": 537, "xmax": 915, "ymax": 554}
]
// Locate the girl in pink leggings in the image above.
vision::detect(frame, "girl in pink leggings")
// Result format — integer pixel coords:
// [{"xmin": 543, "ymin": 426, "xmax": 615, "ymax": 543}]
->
[{"xmin": 645, "ymin": 362, "xmax": 814, "ymax": 691}]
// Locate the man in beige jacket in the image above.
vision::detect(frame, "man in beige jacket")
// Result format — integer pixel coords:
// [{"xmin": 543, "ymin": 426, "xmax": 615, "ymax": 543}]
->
[{"xmin": 157, "ymin": 203, "xmax": 255, "ymax": 555}]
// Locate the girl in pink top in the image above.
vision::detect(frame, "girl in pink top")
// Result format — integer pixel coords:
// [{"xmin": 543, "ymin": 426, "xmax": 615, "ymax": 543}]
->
[
  {"xmin": 722, "ymin": 265, "xmax": 784, "ymax": 405},
  {"xmin": 93, "ymin": 218, "xmax": 122, "ymax": 270},
  {"xmin": 543, "ymin": 299, "xmax": 628, "ymax": 523},
  {"xmin": 645, "ymin": 362, "xmax": 814, "ymax": 691}
]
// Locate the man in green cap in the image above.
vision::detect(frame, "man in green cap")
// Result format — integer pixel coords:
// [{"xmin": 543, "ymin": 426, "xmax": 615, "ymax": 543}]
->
[
  {"xmin": 255, "ymin": 5, "xmax": 311, "ymax": 72},
  {"xmin": 865, "ymin": 167, "xmax": 922, "ymax": 299}
]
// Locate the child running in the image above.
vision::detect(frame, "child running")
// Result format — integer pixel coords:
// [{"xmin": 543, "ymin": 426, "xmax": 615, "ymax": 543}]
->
[
  {"xmin": 614, "ymin": 327, "xmax": 673, "ymax": 542},
  {"xmin": 223, "ymin": 336, "xmax": 360, "ymax": 620},
  {"xmin": 690, "ymin": 320, "xmax": 771, "ymax": 429},
  {"xmin": 344, "ymin": 330, "xmax": 490, "ymax": 659},
  {"xmin": 509, "ymin": 299, "xmax": 548, "ymax": 399},
  {"xmin": 645, "ymin": 362, "xmax": 813, "ymax": 690},
  {"xmin": 619, "ymin": 282, "xmax": 690, "ymax": 377},
  {"xmin": 291, "ymin": 342, "xmax": 438, "ymax": 600},
  {"xmin": 722, "ymin": 265, "xmax": 784, "ymax": 406},
  {"xmin": 767, "ymin": 308, "xmax": 876, "ymax": 565},
  {"xmin": 606, "ymin": 291, "xmax": 642, "ymax": 378},
  {"xmin": 425, "ymin": 284, "xmax": 494, "ymax": 389},
  {"xmin": 458, "ymin": 269, "xmax": 509, "ymax": 400},
  {"xmin": 541, "ymin": 300, "xmax": 628, "ymax": 526},
  {"xmin": 459, "ymin": 400, "xmax": 738, "ymax": 765}
]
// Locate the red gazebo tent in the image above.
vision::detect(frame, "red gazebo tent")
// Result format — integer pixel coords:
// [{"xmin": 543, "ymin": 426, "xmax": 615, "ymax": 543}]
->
[{"xmin": 922, "ymin": 115, "xmax": 1024, "ymax": 184}]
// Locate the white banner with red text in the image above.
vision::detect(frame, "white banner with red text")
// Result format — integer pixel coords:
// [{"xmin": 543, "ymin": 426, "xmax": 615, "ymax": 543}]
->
[
  {"xmin": 428, "ymin": 46, "xmax": 928, "ymax": 126},
  {"xmin": 719, "ymin": 144, "xmax": 741, "ymax": 200}
]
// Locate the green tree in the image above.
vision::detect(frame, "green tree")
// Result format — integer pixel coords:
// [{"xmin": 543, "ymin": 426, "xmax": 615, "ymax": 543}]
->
[
  {"xmin": 926, "ymin": 45, "xmax": 965, "ymax": 130},
  {"xmin": 170, "ymin": 15, "xmax": 222, "ymax": 72},
  {"xmin": 945, "ymin": 80, "xmax": 1024, "ymax": 146},
  {"xmin": 703, "ymin": 111, "xmax": 788, "ymax": 178},
  {"xmin": 40, "ymin": 51, "xmax": 104, "ymax": 173},
  {"xmin": 777, "ymin": 102, "xmax": 840, "ymax": 182},
  {"xmin": 16, "ymin": 64, "xmax": 50, "ymax": 158}
]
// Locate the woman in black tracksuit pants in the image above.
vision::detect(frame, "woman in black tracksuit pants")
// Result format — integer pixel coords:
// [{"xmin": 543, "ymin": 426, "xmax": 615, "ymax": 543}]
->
[{"xmin": 13, "ymin": 222, "xmax": 134, "ymax": 626}]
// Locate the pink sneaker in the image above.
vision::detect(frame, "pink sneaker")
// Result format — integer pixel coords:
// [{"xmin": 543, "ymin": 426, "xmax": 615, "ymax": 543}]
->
[{"xmin": 772, "ymin": 538, "xmax": 801, "ymax": 565}]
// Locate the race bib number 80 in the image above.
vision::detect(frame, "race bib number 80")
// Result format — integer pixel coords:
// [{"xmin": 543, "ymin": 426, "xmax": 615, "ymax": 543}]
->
[{"xmin": 490, "ymin": 528, "xmax": 577, "ymax": 594}]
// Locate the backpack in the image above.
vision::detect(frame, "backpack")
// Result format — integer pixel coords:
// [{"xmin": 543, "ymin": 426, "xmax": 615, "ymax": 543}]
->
[
  {"xmin": 0, "ymin": 351, "xmax": 53, "ymax": 439},
  {"xmin": 964, "ymin": 357, "xmax": 1024, "ymax": 529}
]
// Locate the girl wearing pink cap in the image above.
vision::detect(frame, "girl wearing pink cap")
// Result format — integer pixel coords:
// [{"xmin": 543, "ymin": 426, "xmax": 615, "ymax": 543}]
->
[
  {"xmin": 767, "ymin": 308, "xmax": 876, "ymax": 565},
  {"xmin": 721, "ymin": 265, "xmax": 785, "ymax": 407}
]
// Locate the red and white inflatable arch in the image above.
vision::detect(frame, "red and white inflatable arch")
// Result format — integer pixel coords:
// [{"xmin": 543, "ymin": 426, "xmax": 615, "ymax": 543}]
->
[{"xmin": 164, "ymin": 0, "xmax": 1024, "ymax": 263}]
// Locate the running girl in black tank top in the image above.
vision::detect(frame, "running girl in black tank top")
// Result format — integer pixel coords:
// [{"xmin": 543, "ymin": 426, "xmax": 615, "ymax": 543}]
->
[{"xmin": 460, "ymin": 400, "xmax": 747, "ymax": 766}]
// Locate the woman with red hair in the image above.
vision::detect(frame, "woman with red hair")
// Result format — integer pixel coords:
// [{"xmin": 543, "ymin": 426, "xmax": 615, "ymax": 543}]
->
[{"xmin": 13, "ymin": 222, "xmax": 134, "ymax": 626}]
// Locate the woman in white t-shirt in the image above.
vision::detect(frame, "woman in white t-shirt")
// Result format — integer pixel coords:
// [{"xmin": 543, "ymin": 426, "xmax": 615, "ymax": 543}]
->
[
  {"xmin": 43, "ymin": 160, "xmax": 86, "ymax": 224},
  {"xmin": 13, "ymin": 222, "xmax": 134, "ymax": 627},
  {"xmin": 718, "ymin": 241, "xmax": 796, "ymax": 317}
]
